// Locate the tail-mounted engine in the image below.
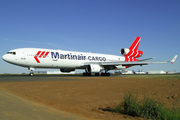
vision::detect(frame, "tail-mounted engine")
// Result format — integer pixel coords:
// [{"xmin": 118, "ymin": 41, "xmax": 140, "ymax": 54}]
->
[{"xmin": 121, "ymin": 48, "xmax": 143, "ymax": 58}]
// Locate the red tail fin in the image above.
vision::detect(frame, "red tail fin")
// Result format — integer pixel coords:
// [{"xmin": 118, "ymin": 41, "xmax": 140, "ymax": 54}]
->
[
  {"xmin": 121, "ymin": 36, "xmax": 143, "ymax": 62},
  {"xmin": 129, "ymin": 36, "xmax": 141, "ymax": 51}
]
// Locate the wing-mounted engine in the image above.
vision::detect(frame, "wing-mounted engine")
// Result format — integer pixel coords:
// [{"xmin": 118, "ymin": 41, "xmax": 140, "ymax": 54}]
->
[
  {"xmin": 121, "ymin": 48, "xmax": 143, "ymax": 58},
  {"xmin": 86, "ymin": 64, "xmax": 104, "ymax": 73}
]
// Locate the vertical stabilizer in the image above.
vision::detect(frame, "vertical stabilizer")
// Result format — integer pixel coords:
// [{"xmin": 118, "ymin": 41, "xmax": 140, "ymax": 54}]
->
[
  {"xmin": 129, "ymin": 36, "xmax": 141, "ymax": 51},
  {"xmin": 121, "ymin": 36, "xmax": 143, "ymax": 62}
]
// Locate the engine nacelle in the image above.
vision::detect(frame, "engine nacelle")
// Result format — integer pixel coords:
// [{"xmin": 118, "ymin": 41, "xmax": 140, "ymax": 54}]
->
[
  {"xmin": 60, "ymin": 69, "xmax": 75, "ymax": 72},
  {"xmin": 115, "ymin": 65, "xmax": 126, "ymax": 70},
  {"xmin": 121, "ymin": 48, "xmax": 143, "ymax": 58},
  {"xmin": 86, "ymin": 64, "xmax": 104, "ymax": 73}
]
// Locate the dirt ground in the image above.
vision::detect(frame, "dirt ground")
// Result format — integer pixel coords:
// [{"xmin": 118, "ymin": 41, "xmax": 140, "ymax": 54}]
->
[{"xmin": 0, "ymin": 75, "xmax": 179, "ymax": 120}]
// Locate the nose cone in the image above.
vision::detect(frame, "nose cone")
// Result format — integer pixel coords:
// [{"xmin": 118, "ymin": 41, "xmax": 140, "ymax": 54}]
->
[
  {"xmin": 2, "ymin": 54, "xmax": 6, "ymax": 61},
  {"xmin": 2, "ymin": 54, "xmax": 12, "ymax": 63}
]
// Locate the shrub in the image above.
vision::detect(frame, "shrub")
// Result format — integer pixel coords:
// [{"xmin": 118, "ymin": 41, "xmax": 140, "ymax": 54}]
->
[
  {"xmin": 123, "ymin": 89, "xmax": 141, "ymax": 117},
  {"xmin": 114, "ymin": 89, "xmax": 180, "ymax": 120}
]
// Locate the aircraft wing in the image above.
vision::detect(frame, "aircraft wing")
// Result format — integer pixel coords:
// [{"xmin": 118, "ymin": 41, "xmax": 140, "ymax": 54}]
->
[
  {"xmin": 83, "ymin": 55, "xmax": 178, "ymax": 67},
  {"xmin": 100, "ymin": 61, "xmax": 168, "ymax": 66}
]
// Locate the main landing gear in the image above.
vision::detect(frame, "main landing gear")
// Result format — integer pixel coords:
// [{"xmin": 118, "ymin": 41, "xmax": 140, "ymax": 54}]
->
[
  {"xmin": 83, "ymin": 72, "xmax": 91, "ymax": 76},
  {"xmin": 82, "ymin": 72, "xmax": 110, "ymax": 76},
  {"xmin": 101, "ymin": 72, "xmax": 110, "ymax": 76},
  {"xmin": 100, "ymin": 68, "xmax": 111, "ymax": 76}
]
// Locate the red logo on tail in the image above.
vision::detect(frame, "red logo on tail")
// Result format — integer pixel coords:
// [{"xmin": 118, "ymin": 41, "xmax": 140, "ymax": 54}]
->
[{"xmin": 34, "ymin": 51, "xmax": 49, "ymax": 63}]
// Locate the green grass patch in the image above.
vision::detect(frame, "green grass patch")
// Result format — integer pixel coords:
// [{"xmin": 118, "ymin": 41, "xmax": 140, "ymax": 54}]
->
[{"xmin": 113, "ymin": 89, "xmax": 180, "ymax": 120}]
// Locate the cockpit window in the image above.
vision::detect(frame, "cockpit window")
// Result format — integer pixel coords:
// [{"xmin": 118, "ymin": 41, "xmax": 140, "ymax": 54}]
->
[{"xmin": 7, "ymin": 52, "xmax": 16, "ymax": 55}]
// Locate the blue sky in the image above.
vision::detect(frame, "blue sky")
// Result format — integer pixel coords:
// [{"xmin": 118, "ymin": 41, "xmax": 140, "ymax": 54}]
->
[{"xmin": 0, "ymin": 0, "xmax": 180, "ymax": 74}]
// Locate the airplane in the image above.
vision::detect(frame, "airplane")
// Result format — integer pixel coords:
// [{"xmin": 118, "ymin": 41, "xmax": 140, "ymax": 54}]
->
[
  {"xmin": 2, "ymin": 36, "xmax": 178, "ymax": 76},
  {"xmin": 132, "ymin": 70, "xmax": 146, "ymax": 74}
]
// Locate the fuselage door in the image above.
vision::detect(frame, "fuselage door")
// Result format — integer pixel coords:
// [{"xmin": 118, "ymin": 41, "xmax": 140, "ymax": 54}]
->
[{"xmin": 21, "ymin": 53, "xmax": 26, "ymax": 60}]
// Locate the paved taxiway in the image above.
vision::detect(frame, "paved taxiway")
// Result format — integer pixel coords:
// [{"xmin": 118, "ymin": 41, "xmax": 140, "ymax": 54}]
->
[
  {"xmin": 0, "ymin": 75, "xmax": 86, "ymax": 120},
  {"xmin": 0, "ymin": 75, "xmax": 80, "ymax": 82},
  {"xmin": 0, "ymin": 74, "xmax": 178, "ymax": 82}
]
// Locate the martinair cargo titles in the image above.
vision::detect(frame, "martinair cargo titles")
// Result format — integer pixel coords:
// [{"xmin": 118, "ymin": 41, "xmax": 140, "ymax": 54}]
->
[{"xmin": 2, "ymin": 37, "xmax": 178, "ymax": 76}]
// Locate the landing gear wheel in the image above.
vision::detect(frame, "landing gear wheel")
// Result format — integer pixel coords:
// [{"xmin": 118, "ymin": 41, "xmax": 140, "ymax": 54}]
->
[
  {"xmin": 83, "ymin": 72, "xmax": 91, "ymax": 76},
  {"xmin": 29, "ymin": 73, "xmax": 34, "ymax": 76},
  {"xmin": 101, "ymin": 73, "xmax": 110, "ymax": 76},
  {"xmin": 95, "ymin": 73, "xmax": 100, "ymax": 76}
]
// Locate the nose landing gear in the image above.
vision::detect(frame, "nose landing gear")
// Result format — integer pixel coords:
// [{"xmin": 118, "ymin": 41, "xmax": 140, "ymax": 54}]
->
[
  {"xmin": 29, "ymin": 71, "xmax": 34, "ymax": 76},
  {"xmin": 28, "ymin": 67, "xmax": 35, "ymax": 76}
]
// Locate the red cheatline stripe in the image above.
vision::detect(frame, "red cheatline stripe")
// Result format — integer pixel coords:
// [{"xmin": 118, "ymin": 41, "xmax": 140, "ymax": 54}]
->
[
  {"xmin": 36, "ymin": 51, "xmax": 41, "ymax": 56},
  {"xmin": 34, "ymin": 56, "xmax": 40, "ymax": 63},
  {"xmin": 39, "ymin": 51, "xmax": 45, "ymax": 58},
  {"xmin": 34, "ymin": 51, "xmax": 41, "ymax": 63},
  {"xmin": 43, "ymin": 52, "xmax": 49, "ymax": 58}
]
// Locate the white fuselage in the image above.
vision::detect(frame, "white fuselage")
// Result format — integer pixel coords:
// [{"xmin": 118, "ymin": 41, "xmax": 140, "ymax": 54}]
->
[{"xmin": 2, "ymin": 48, "xmax": 126, "ymax": 71}]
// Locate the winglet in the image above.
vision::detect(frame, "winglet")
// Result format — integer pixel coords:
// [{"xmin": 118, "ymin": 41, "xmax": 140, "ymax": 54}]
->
[{"xmin": 170, "ymin": 55, "xmax": 178, "ymax": 64}]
